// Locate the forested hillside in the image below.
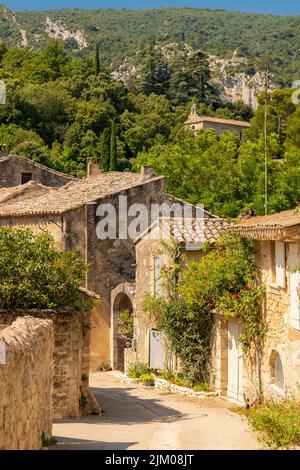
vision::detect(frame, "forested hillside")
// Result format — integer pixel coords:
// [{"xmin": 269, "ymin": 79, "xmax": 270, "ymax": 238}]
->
[
  {"xmin": 1, "ymin": 7, "xmax": 300, "ymax": 219},
  {"xmin": 1, "ymin": 5, "xmax": 300, "ymax": 84}
]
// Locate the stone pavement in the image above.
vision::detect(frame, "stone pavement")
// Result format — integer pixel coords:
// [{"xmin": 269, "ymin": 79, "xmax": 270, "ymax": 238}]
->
[{"xmin": 51, "ymin": 372, "xmax": 261, "ymax": 450}]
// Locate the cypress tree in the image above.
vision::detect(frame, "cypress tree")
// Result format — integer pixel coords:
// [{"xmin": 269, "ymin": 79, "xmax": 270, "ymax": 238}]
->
[
  {"xmin": 109, "ymin": 120, "xmax": 117, "ymax": 171},
  {"xmin": 95, "ymin": 44, "xmax": 100, "ymax": 75},
  {"xmin": 99, "ymin": 128, "xmax": 110, "ymax": 172}
]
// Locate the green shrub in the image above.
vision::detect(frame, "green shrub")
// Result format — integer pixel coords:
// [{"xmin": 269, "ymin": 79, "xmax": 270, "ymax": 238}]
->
[
  {"xmin": 158, "ymin": 369, "xmax": 175, "ymax": 381},
  {"xmin": 41, "ymin": 432, "xmax": 57, "ymax": 447},
  {"xmin": 139, "ymin": 374, "xmax": 155, "ymax": 386},
  {"xmin": 127, "ymin": 362, "xmax": 149, "ymax": 379},
  {"xmin": 0, "ymin": 227, "xmax": 92, "ymax": 312},
  {"xmin": 193, "ymin": 382, "xmax": 210, "ymax": 392},
  {"xmin": 247, "ymin": 401, "xmax": 300, "ymax": 449},
  {"xmin": 172, "ymin": 374, "xmax": 192, "ymax": 388}
]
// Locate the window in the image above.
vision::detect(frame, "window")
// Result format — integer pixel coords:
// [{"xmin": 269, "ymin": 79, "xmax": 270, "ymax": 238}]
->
[
  {"xmin": 270, "ymin": 350, "xmax": 284, "ymax": 393},
  {"xmin": 153, "ymin": 254, "xmax": 163, "ymax": 298},
  {"xmin": 21, "ymin": 173, "xmax": 33, "ymax": 185},
  {"xmin": 271, "ymin": 241, "xmax": 286, "ymax": 287}
]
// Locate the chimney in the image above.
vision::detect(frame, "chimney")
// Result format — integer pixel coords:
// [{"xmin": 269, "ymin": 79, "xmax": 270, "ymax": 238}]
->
[
  {"xmin": 87, "ymin": 158, "xmax": 101, "ymax": 177},
  {"xmin": 141, "ymin": 165, "xmax": 154, "ymax": 180}
]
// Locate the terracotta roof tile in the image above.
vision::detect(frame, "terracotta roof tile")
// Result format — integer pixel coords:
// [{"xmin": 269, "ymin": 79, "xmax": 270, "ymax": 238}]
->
[
  {"xmin": 0, "ymin": 172, "xmax": 163, "ymax": 217},
  {"xmin": 170, "ymin": 218, "xmax": 230, "ymax": 245},
  {"xmin": 185, "ymin": 115, "xmax": 250, "ymax": 128},
  {"xmin": 230, "ymin": 209, "xmax": 300, "ymax": 239}
]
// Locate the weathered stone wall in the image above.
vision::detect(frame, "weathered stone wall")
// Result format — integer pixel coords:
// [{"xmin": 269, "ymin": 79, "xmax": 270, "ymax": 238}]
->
[
  {"xmin": 0, "ymin": 316, "xmax": 53, "ymax": 450},
  {"xmin": 0, "ymin": 155, "xmax": 74, "ymax": 188},
  {"xmin": 0, "ymin": 309, "xmax": 92, "ymax": 419},
  {"xmin": 242, "ymin": 240, "xmax": 300, "ymax": 402}
]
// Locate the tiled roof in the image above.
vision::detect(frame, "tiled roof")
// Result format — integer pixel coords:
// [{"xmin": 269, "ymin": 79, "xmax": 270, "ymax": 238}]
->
[
  {"xmin": 0, "ymin": 171, "xmax": 164, "ymax": 217},
  {"xmin": 230, "ymin": 209, "xmax": 300, "ymax": 240},
  {"xmin": 185, "ymin": 114, "xmax": 250, "ymax": 128},
  {"xmin": 0, "ymin": 181, "xmax": 55, "ymax": 204},
  {"xmin": 170, "ymin": 218, "xmax": 230, "ymax": 245},
  {"xmin": 135, "ymin": 217, "xmax": 230, "ymax": 246}
]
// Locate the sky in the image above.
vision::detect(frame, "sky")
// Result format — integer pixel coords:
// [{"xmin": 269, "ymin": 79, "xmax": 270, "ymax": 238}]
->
[{"xmin": 3, "ymin": 1, "xmax": 300, "ymax": 15}]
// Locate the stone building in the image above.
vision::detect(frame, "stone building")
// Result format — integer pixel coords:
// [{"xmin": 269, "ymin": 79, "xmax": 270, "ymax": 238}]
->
[
  {"xmin": 111, "ymin": 216, "xmax": 229, "ymax": 372},
  {"xmin": 0, "ymin": 154, "xmax": 76, "ymax": 188},
  {"xmin": 185, "ymin": 104, "xmax": 250, "ymax": 139},
  {"xmin": 0, "ymin": 165, "xmax": 171, "ymax": 371},
  {"xmin": 222, "ymin": 210, "xmax": 300, "ymax": 404}
]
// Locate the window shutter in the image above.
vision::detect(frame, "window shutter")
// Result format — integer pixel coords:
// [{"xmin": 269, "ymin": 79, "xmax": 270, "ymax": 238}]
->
[
  {"xmin": 288, "ymin": 244, "xmax": 300, "ymax": 331},
  {"xmin": 275, "ymin": 241, "xmax": 286, "ymax": 288}
]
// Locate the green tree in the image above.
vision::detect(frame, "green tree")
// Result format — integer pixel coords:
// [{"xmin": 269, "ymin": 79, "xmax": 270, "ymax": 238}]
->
[
  {"xmin": 109, "ymin": 120, "xmax": 118, "ymax": 171},
  {"xmin": 0, "ymin": 227, "xmax": 91, "ymax": 312},
  {"xmin": 95, "ymin": 43, "xmax": 100, "ymax": 75},
  {"xmin": 99, "ymin": 127, "xmax": 110, "ymax": 172}
]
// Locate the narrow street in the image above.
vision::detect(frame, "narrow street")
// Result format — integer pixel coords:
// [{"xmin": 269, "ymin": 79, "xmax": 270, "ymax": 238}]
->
[{"xmin": 51, "ymin": 372, "xmax": 261, "ymax": 450}]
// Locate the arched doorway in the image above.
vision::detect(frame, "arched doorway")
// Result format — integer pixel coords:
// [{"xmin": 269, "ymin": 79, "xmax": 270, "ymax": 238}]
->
[{"xmin": 111, "ymin": 284, "xmax": 135, "ymax": 371}]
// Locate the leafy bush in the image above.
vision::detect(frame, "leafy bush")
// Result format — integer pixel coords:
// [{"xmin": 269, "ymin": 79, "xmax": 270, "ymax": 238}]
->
[
  {"xmin": 127, "ymin": 362, "xmax": 150, "ymax": 379},
  {"xmin": 158, "ymin": 370, "xmax": 175, "ymax": 381},
  {"xmin": 144, "ymin": 235, "xmax": 265, "ymax": 389},
  {"xmin": 41, "ymin": 432, "xmax": 57, "ymax": 447},
  {"xmin": 0, "ymin": 228, "xmax": 92, "ymax": 312},
  {"xmin": 193, "ymin": 383, "xmax": 210, "ymax": 392},
  {"xmin": 139, "ymin": 374, "xmax": 155, "ymax": 386},
  {"xmin": 247, "ymin": 401, "xmax": 300, "ymax": 449}
]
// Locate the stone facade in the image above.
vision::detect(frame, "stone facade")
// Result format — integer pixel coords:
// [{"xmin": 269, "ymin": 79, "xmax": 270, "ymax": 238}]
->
[
  {"xmin": 245, "ymin": 240, "xmax": 300, "ymax": 402},
  {"xmin": 185, "ymin": 106, "xmax": 250, "ymax": 139},
  {"xmin": 0, "ymin": 154, "xmax": 75, "ymax": 188},
  {"xmin": 0, "ymin": 316, "xmax": 53, "ymax": 450},
  {"xmin": 212, "ymin": 240, "xmax": 300, "ymax": 405},
  {"xmin": 0, "ymin": 173, "xmax": 167, "ymax": 367},
  {"xmin": 0, "ymin": 309, "xmax": 96, "ymax": 419}
]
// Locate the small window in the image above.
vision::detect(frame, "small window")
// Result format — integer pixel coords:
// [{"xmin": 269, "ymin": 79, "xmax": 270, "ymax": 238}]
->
[
  {"xmin": 21, "ymin": 173, "xmax": 33, "ymax": 185},
  {"xmin": 270, "ymin": 350, "xmax": 284, "ymax": 392}
]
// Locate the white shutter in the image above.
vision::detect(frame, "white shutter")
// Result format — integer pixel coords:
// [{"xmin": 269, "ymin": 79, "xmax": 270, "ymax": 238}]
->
[
  {"xmin": 275, "ymin": 241, "xmax": 286, "ymax": 288},
  {"xmin": 288, "ymin": 244, "xmax": 300, "ymax": 331}
]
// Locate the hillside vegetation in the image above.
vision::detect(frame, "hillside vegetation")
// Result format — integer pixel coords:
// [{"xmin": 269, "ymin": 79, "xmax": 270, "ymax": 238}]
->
[{"xmin": 0, "ymin": 5, "xmax": 300, "ymax": 84}]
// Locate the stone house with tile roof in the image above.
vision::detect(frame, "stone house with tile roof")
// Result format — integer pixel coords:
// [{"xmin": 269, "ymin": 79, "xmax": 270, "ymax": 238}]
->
[
  {"xmin": 185, "ymin": 104, "xmax": 250, "ymax": 139},
  {"xmin": 0, "ymin": 165, "xmax": 176, "ymax": 370},
  {"xmin": 220, "ymin": 209, "xmax": 300, "ymax": 404},
  {"xmin": 111, "ymin": 215, "xmax": 229, "ymax": 373}
]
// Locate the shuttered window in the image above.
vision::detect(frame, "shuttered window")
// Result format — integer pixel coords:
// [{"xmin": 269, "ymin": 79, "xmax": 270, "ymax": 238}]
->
[{"xmin": 275, "ymin": 241, "xmax": 286, "ymax": 288}]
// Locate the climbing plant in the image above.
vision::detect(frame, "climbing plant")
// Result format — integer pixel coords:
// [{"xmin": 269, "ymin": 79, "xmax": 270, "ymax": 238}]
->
[{"xmin": 144, "ymin": 234, "xmax": 266, "ymax": 387}]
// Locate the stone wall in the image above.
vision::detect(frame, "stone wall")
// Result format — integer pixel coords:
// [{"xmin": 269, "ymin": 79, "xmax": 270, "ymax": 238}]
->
[
  {"xmin": 0, "ymin": 155, "xmax": 74, "ymax": 188},
  {"xmin": 243, "ymin": 240, "xmax": 300, "ymax": 402},
  {"xmin": 0, "ymin": 309, "xmax": 95, "ymax": 419},
  {"xmin": 0, "ymin": 316, "xmax": 53, "ymax": 450}
]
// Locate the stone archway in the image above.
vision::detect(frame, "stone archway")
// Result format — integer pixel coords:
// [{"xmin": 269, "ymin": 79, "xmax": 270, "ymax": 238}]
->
[{"xmin": 111, "ymin": 283, "xmax": 135, "ymax": 371}]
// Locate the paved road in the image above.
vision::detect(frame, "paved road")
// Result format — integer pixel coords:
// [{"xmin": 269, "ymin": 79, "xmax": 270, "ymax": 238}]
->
[{"xmin": 51, "ymin": 372, "xmax": 261, "ymax": 450}]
